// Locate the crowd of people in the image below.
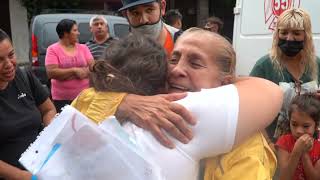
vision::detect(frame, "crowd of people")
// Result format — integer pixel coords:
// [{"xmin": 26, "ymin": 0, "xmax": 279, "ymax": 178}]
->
[{"xmin": 0, "ymin": 0, "xmax": 320, "ymax": 179}]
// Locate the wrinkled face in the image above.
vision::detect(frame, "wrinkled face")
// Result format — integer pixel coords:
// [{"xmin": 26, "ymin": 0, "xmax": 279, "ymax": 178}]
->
[
  {"xmin": 126, "ymin": 2, "xmax": 165, "ymax": 27},
  {"xmin": 168, "ymin": 34, "xmax": 222, "ymax": 93},
  {"xmin": 90, "ymin": 19, "xmax": 108, "ymax": 38},
  {"xmin": 290, "ymin": 110, "xmax": 316, "ymax": 139},
  {"xmin": 278, "ymin": 28, "xmax": 305, "ymax": 41},
  {"xmin": 0, "ymin": 39, "xmax": 16, "ymax": 83},
  {"xmin": 65, "ymin": 24, "xmax": 80, "ymax": 43}
]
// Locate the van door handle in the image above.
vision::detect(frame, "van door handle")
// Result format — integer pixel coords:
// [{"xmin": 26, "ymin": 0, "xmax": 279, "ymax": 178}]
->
[{"xmin": 234, "ymin": 7, "xmax": 241, "ymax": 15}]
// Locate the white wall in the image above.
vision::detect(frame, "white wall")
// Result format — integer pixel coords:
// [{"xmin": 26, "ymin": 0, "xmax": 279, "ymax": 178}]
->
[{"xmin": 9, "ymin": 0, "xmax": 29, "ymax": 64}]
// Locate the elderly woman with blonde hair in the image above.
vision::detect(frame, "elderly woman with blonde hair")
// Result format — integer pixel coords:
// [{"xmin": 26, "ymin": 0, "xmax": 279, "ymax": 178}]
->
[{"xmin": 250, "ymin": 8, "xmax": 320, "ymax": 143}]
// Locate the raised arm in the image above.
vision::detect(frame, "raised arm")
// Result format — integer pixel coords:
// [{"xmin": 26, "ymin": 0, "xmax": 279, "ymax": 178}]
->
[{"xmin": 115, "ymin": 77, "xmax": 282, "ymax": 149}]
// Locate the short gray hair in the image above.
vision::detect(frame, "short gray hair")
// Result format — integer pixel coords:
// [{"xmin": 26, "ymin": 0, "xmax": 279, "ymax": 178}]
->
[{"xmin": 89, "ymin": 15, "xmax": 108, "ymax": 27}]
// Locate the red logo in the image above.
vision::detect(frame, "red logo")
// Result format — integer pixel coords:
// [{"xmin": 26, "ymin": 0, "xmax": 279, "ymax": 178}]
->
[{"xmin": 264, "ymin": 0, "xmax": 301, "ymax": 30}]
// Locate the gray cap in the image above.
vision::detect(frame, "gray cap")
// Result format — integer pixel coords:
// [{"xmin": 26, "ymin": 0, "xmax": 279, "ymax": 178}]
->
[{"xmin": 119, "ymin": 0, "xmax": 157, "ymax": 11}]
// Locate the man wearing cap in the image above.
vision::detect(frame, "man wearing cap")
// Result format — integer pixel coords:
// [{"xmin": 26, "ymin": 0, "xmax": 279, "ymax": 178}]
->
[
  {"xmin": 86, "ymin": 15, "xmax": 116, "ymax": 60},
  {"xmin": 119, "ymin": 0, "xmax": 180, "ymax": 55}
]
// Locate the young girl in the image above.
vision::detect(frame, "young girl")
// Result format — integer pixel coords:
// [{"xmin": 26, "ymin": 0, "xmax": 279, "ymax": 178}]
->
[{"xmin": 277, "ymin": 94, "xmax": 320, "ymax": 180}]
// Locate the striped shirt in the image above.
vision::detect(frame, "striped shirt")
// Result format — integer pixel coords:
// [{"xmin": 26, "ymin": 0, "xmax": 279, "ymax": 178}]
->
[{"xmin": 85, "ymin": 37, "xmax": 117, "ymax": 60}]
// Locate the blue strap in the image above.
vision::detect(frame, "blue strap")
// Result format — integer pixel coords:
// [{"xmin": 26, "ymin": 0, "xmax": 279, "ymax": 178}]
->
[
  {"xmin": 39, "ymin": 143, "xmax": 61, "ymax": 170},
  {"xmin": 31, "ymin": 175, "xmax": 37, "ymax": 180}
]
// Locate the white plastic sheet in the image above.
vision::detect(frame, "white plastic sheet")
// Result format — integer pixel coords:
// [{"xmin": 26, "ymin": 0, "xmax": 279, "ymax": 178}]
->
[
  {"xmin": 19, "ymin": 106, "xmax": 164, "ymax": 180},
  {"xmin": 20, "ymin": 85, "xmax": 239, "ymax": 180}
]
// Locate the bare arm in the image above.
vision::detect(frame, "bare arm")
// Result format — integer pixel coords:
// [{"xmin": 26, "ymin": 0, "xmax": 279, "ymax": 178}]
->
[
  {"xmin": 38, "ymin": 98, "xmax": 57, "ymax": 126},
  {"xmin": 277, "ymin": 148, "xmax": 301, "ymax": 180},
  {"xmin": 277, "ymin": 134, "xmax": 313, "ymax": 180},
  {"xmin": 0, "ymin": 160, "xmax": 32, "ymax": 180},
  {"xmin": 302, "ymin": 153, "xmax": 320, "ymax": 179},
  {"xmin": 46, "ymin": 64, "xmax": 77, "ymax": 80},
  {"xmin": 115, "ymin": 77, "xmax": 282, "ymax": 149},
  {"xmin": 233, "ymin": 77, "xmax": 283, "ymax": 147}
]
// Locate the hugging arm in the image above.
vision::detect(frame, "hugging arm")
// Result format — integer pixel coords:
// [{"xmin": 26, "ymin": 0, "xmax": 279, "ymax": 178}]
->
[
  {"xmin": 233, "ymin": 77, "xmax": 283, "ymax": 147},
  {"xmin": 115, "ymin": 77, "xmax": 282, "ymax": 149}
]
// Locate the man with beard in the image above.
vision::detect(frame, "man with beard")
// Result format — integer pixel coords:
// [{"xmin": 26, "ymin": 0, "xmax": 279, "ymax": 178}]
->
[
  {"xmin": 86, "ymin": 15, "xmax": 116, "ymax": 60},
  {"xmin": 119, "ymin": 0, "xmax": 180, "ymax": 55}
]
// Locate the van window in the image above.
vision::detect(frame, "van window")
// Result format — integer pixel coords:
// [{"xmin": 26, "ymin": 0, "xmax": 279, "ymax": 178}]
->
[
  {"xmin": 43, "ymin": 22, "xmax": 92, "ymax": 46},
  {"xmin": 43, "ymin": 23, "xmax": 59, "ymax": 49},
  {"xmin": 78, "ymin": 23, "xmax": 92, "ymax": 43},
  {"xmin": 114, "ymin": 24, "xmax": 130, "ymax": 38}
]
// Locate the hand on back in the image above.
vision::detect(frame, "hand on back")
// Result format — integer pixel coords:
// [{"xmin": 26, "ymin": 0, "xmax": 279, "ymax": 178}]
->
[{"xmin": 115, "ymin": 93, "xmax": 196, "ymax": 149}]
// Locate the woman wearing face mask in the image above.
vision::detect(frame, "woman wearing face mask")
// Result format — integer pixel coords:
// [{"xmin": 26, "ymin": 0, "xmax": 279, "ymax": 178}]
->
[
  {"xmin": 250, "ymin": 8, "xmax": 320, "ymax": 145},
  {"xmin": 120, "ymin": 0, "xmax": 181, "ymax": 55}
]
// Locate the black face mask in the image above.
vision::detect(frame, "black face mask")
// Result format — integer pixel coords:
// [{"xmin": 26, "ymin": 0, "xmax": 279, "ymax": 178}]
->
[{"xmin": 278, "ymin": 39, "xmax": 304, "ymax": 57}]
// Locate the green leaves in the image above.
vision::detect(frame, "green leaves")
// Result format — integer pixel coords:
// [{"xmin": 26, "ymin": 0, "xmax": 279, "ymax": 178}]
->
[{"xmin": 18, "ymin": 0, "xmax": 81, "ymax": 22}]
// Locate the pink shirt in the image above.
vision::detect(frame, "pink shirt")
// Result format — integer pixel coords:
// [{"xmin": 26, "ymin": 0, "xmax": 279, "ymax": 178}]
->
[{"xmin": 45, "ymin": 43, "xmax": 93, "ymax": 100}]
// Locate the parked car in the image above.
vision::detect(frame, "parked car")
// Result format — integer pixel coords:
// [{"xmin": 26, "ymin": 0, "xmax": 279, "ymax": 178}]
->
[{"xmin": 30, "ymin": 13, "xmax": 130, "ymax": 86}]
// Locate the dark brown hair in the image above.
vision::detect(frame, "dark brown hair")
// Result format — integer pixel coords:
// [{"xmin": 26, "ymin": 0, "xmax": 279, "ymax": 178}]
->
[
  {"xmin": 164, "ymin": 9, "xmax": 182, "ymax": 26},
  {"xmin": 56, "ymin": 19, "xmax": 77, "ymax": 39},
  {"xmin": 90, "ymin": 33, "xmax": 167, "ymax": 95},
  {"xmin": 288, "ymin": 93, "xmax": 320, "ymax": 137},
  {"xmin": 205, "ymin": 16, "xmax": 224, "ymax": 32},
  {"xmin": 0, "ymin": 28, "xmax": 11, "ymax": 43}
]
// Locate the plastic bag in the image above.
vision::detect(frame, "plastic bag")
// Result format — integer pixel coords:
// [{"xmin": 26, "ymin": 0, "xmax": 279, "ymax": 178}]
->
[{"xmin": 19, "ymin": 106, "xmax": 164, "ymax": 180}]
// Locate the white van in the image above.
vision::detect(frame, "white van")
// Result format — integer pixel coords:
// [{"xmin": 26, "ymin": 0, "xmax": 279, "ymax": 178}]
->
[{"xmin": 233, "ymin": 0, "xmax": 320, "ymax": 76}]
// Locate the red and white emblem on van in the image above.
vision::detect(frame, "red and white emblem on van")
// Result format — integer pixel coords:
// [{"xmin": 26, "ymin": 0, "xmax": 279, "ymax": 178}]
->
[{"xmin": 264, "ymin": 0, "xmax": 301, "ymax": 30}]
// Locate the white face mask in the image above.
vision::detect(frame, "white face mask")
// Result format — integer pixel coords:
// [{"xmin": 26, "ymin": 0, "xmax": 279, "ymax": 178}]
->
[{"xmin": 131, "ymin": 20, "xmax": 163, "ymax": 40}]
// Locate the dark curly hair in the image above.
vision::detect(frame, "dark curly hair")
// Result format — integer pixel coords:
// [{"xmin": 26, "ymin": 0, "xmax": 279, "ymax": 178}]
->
[
  {"xmin": 90, "ymin": 33, "xmax": 167, "ymax": 95},
  {"xmin": 288, "ymin": 93, "xmax": 320, "ymax": 138}
]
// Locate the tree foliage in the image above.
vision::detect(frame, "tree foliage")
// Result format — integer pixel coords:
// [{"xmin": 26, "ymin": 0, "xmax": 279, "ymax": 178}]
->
[{"xmin": 19, "ymin": 0, "xmax": 81, "ymax": 21}]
